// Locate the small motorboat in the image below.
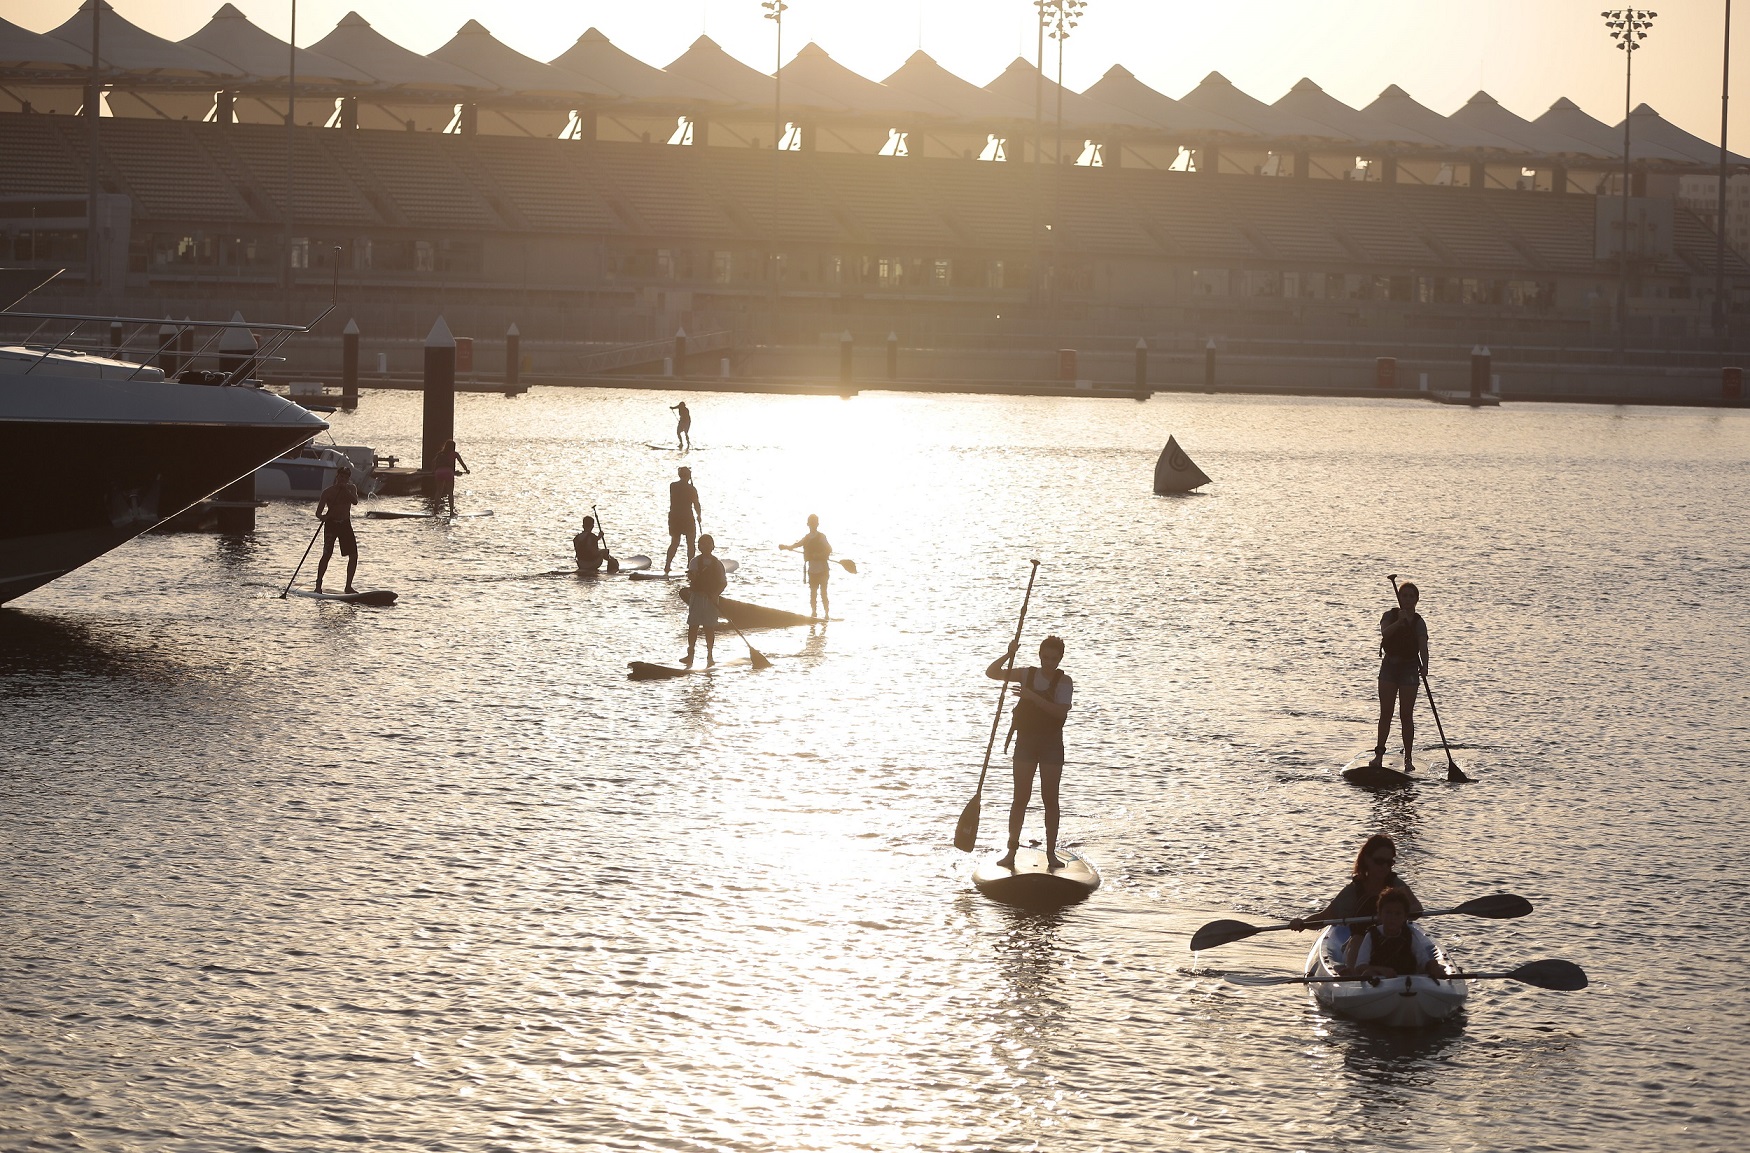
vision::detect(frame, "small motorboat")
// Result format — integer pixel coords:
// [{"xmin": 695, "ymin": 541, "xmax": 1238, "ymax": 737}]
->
[
  {"xmin": 257, "ymin": 442, "xmax": 381, "ymax": 499},
  {"xmin": 1305, "ymin": 925, "xmax": 1468, "ymax": 1027}
]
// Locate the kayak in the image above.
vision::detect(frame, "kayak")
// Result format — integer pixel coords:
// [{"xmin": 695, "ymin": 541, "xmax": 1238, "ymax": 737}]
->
[
  {"xmin": 971, "ymin": 846, "xmax": 1100, "ymax": 908},
  {"xmin": 1341, "ymin": 751, "xmax": 1413, "ymax": 789},
  {"xmin": 365, "ymin": 509, "xmax": 494, "ymax": 520},
  {"xmin": 676, "ymin": 586, "xmax": 817, "ymax": 628},
  {"xmin": 1304, "ymin": 925, "xmax": 1468, "ymax": 1027}
]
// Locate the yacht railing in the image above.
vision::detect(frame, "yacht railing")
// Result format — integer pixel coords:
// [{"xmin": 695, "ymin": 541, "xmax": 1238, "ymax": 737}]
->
[{"xmin": 0, "ymin": 304, "xmax": 335, "ymax": 386}]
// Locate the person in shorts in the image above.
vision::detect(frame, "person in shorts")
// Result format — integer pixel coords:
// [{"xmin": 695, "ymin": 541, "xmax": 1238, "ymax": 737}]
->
[
  {"xmin": 314, "ymin": 466, "xmax": 361, "ymax": 594},
  {"xmin": 985, "ymin": 635, "xmax": 1073, "ymax": 871},
  {"xmin": 683, "ymin": 533, "xmax": 727, "ymax": 667},
  {"xmin": 1370, "ymin": 581, "xmax": 1429, "ymax": 770},
  {"xmin": 664, "ymin": 466, "xmax": 701, "ymax": 576},
  {"xmin": 780, "ymin": 513, "xmax": 831, "ymax": 618}
]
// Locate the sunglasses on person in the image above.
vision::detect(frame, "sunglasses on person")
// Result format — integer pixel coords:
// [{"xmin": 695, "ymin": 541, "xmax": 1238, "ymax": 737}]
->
[{"xmin": 1369, "ymin": 854, "xmax": 1396, "ymax": 866}]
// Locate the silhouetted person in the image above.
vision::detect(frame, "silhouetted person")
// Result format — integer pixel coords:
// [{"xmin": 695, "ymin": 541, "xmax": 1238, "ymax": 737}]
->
[
  {"xmin": 684, "ymin": 533, "xmax": 727, "ymax": 667},
  {"xmin": 671, "ymin": 400, "xmax": 692, "ymax": 450},
  {"xmin": 433, "ymin": 438, "xmax": 470, "ymax": 513},
  {"xmin": 573, "ymin": 515, "xmax": 616, "ymax": 575},
  {"xmin": 1370, "ymin": 581, "xmax": 1427, "ymax": 770},
  {"xmin": 664, "ymin": 465, "xmax": 701, "ymax": 575},
  {"xmin": 986, "ymin": 635, "xmax": 1073, "ymax": 871},
  {"xmin": 780, "ymin": 513, "xmax": 831, "ymax": 618},
  {"xmin": 314, "ymin": 465, "xmax": 361, "ymax": 594}
]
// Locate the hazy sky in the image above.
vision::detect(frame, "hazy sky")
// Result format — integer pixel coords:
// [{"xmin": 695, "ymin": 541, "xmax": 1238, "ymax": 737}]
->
[{"xmin": 6, "ymin": 0, "xmax": 1741, "ymax": 146}]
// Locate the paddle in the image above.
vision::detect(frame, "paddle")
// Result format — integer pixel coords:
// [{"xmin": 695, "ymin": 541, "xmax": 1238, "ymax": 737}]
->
[
  {"xmin": 593, "ymin": 503, "xmax": 621, "ymax": 575},
  {"xmin": 778, "ymin": 546, "xmax": 858, "ymax": 574},
  {"xmin": 953, "ymin": 559, "xmax": 1041, "ymax": 853},
  {"xmin": 1189, "ymin": 892, "xmax": 1533, "ymax": 952},
  {"xmin": 280, "ymin": 522, "xmax": 323, "ymax": 599},
  {"xmin": 1224, "ymin": 958, "xmax": 1587, "ymax": 991},
  {"xmin": 1388, "ymin": 573, "xmax": 1472, "ymax": 783}
]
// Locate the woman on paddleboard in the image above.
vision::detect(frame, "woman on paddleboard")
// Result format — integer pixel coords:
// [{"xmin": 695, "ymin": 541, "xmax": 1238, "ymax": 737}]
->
[
  {"xmin": 1292, "ymin": 833, "xmax": 1425, "ymax": 935},
  {"xmin": 1370, "ymin": 580, "xmax": 1428, "ymax": 771},
  {"xmin": 664, "ymin": 466, "xmax": 701, "ymax": 576},
  {"xmin": 986, "ymin": 635, "xmax": 1073, "ymax": 871},
  {"xmin": 684, "ymin": 534, "xmax": 727, "ymax": 667}
]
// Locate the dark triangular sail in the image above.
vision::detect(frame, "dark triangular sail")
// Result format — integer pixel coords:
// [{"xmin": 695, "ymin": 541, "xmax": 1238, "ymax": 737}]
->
[{"xmin": 1154, "ymin": 435, "xmax": 1211, "ymax": 493}]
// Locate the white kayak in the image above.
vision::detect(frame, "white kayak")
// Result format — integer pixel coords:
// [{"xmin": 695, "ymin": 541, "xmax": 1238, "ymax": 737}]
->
[{"xmin": 1305, "ymin": 926, "xmax": 1468, "ymax": 1027}]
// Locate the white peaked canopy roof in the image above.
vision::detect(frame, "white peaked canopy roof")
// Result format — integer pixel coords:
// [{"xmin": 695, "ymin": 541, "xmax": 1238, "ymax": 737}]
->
[
  {"xmin": 1176, "ymin": 71, "xmax": 1340, "ymax": 142},
  {"xmin": 182, "ymin": 4, "xmax": 373, "ymax": 88},
  {"xmin": 309, "ymin": 11, "xmax": 493, "ymax": 92},
  {"xmin": 1449, "ymin": 91, "xmax": 1609, "ymax": 159},
  {"xmin": 779, "ymin": 42, "xmax": 953, "ymax": 119},
  {"xmin": 1272, "ymin": 78, "xmax": 1440, "ymax": 148},
  {"xmin": 1534, "ymin": 97, "xmax": 1697, "ymax": 163},
  {"xmin": 47, "ymin": 0, "xmax": 241, "ymax": 79},
  {"xmin": 1624, "ymin": 103, "xmax": 1750, "ymax": 167},
  {"xmin": 664, "ymin": 35, "xmax": 843, "ymax": 112},
  {"xmin": 548, "ymin": 28, "xmax": 713, "ymax": 103},
  {"xmin": 1363, "ymin": 84, "xmax": 1524, "ymax": 153},
  {"xmin": 982, "ymin": 57, "xmax": 1151, "ymax": 130},
  {"xmin": 0, "ymin": 14, "xmax": 92, "ymax": 70},
  {"xmin": 1083, "ymin": 66, "xmax": 1254, "ymax": 137},
  {"xmin": 429, "ymin": 20, "xmax": 586, "ymax": 98},
  {"xmin": 882, "ymin": 50, "xmax": 1035, "ymax": 122}
]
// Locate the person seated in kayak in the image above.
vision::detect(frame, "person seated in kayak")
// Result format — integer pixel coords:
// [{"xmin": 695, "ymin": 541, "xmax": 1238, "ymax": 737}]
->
[
  {"xmin": 1341, "ymin": 887, "xmax": 1447, "ymax": 979},
  {"xmin": 986, "ymin": 635, "xmax": 1073, "ymax": 871},
  {"xmin": 1370, "ymin": 581, "xmax": 1429, "ymax": 770},
  {"xmin": 1291, "ymin": 834, "xmax": 1424, "ymax": 936},
  {"xmin": 780, "ymin": 513, "xmax": 831, "ymax": 618},
  {"xmin": 573, "ymin": 516, "xmax": 616, "ymax": 575},
  {"xmin": 683, "ymin": 533, "xmax": 727, "ymax": 668}
]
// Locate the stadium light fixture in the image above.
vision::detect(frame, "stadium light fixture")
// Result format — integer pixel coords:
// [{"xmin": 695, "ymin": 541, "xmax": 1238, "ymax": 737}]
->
[{"xmin": 1602, "ymin": 8, "xmax": 1654, "ymax": 351}]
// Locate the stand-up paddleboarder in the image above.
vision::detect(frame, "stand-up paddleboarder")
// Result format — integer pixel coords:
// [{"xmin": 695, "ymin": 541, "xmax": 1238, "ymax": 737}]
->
[
  {"xmin": 664, "ymin": 466, "xmax": 701, "ymax": 575},
  {"xmin": 314, "ymin": 466, "xmax": 361, "ymax": 594},
  {"xmin": 1369, "ymin": 581, "xmax": 1428, "ymax": 770},
  {"xmin": 671, "ymin": 400, "xmax": 692, "ymax": 450},
  {"xmin": 433, "ymin": 438, "xmax": 470, "ymax": 512},
  {"xmin": 985, "ymin": 635, "xmax": 1073, "ymax": 871},
  {"xmin": 573, "ymin": 516, "xmax": 616, "ymax": 575},
  {"xmin": 780, "ymin": 513, "xmax": 831, "ymax": 618},
  {"xmin": 683, "ymin": 533, "xmax": 727, "ymax": 667}
]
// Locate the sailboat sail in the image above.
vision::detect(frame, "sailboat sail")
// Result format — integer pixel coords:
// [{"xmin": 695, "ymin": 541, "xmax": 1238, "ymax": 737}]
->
[{"xmin": 1153, "ymin": 435, "xmax": 1211, "ymax": 493}]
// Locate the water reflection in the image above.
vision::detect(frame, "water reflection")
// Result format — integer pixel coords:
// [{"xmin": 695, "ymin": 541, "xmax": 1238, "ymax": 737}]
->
[{"xmin": 0, "ymin": 609, "xmax": 184, "ymax": 685}]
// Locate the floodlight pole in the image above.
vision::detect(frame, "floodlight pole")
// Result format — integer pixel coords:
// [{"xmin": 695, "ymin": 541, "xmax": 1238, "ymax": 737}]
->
[
  {"xmin": 1047, "ymin": 1, "xmax": 1087, "ymax": 312},
  {"xmin": 285, "ymin": 0, "xmax": 298, "ymax": 313},
  {"xmin": 1032, "ymin": 1, "xmax": 1046, "ymax": 308},
  {"xmin": 86, "ymin": 0, "xmax": 100, "ymax": 298},
  {"xmin": 1717, "ymin": 0, "xmax": 1731, "ymax": 353},
  {"xmin": 1604, "ymin": 8, "xmax": 1655, "ymax": 356},
  {"xmin": 763, "ymin": 0, "xmax": 787, "ymax": 342}
]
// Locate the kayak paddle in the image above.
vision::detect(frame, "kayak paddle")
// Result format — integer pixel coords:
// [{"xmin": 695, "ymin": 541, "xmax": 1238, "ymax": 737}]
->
[
  {"xmin": 1189, "ymin": 892, "xmax": 1533, "ymax": 952},
  {"xmin": 1224, "ymin": 958, "xmax": 1587, "ymax": 992},
  {"xmin": 954, "ymin": 559, "xmax": 1039, "ymax": 853},
  {"xmin": 1388, "ymin": 573, "xmax": 1472, "ymax": 783}
]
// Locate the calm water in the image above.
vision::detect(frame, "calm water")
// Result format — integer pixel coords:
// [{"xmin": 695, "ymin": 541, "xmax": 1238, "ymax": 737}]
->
[{"xmin": 3, "ymin": 389, "xmax": 1747, "ymax": 1152}]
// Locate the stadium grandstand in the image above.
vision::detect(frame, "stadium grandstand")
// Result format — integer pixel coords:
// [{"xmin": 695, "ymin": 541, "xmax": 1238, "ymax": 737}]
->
[{"xmin": 3, "ymin": 0, "xmax": 1749, "ymax": 359}]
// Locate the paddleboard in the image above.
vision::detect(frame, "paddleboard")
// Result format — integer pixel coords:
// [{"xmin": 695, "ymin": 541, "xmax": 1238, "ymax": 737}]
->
[
  {"xmin": 627, "ymin": 558, "xmax": 736, "ymax": 580},
  {"xmin": 365, "ymin": 509, "xmax": 495, "ymax": 520},
  {"xmin": 1340, "ymin": 751, "xmax": 1414, "ymax": 789},
  {"xmin": 561, "ymin": 555, "xmax": 653, "ymax": 577},
  {"xmin": 287, "ymin": 588, "xmax": 398, "ymax": 606},
  {"xmin": 972, "ymin": 846, "xmax": 1100, "ymax": 908},
  {"xmin": 627, "ymin": 657, "xmax": 748, "ymax": 680}
]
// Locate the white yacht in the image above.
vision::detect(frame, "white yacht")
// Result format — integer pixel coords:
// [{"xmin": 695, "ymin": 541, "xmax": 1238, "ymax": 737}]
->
[{"xmin": 1, "ymin": 283, "xmax": 329, "ymax": 604}]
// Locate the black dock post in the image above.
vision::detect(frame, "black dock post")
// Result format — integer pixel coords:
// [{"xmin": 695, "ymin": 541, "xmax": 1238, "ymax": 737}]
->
[
  {"xmin": 423, "ymin": 317, "xmax": 456, "ymax": 495},
  {"xmin": 505, "ymin": 322, "xmax": 520, "ymax": 393},
  {"xmin": 886, "ymin": 331, "xmax": 898, "ymax": 380},
  {"xmin": 1204, "ymin": 337, "xmax": 1217, "ymax": 389},
  {"xmin": 341, "ymin": 318, "xmax": 359, "ymax": 409},
  {"xmin": 1134, "ymin": 337, "xmax": 1149, "ymax": 398}
]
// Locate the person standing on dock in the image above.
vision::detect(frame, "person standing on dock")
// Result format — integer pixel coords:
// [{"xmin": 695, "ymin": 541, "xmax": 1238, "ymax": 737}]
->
[
  {"xmin": 573, "ymin": 515, "xmax": 616, "ymax": 576},
  {"xmin": 1369, "ymin": 582, "xmax": 1428, "ymax": 771},
  {"xmin": 780, "ymin": 513, "xmax": 831, "ymax": 618},
  {"xmin": 683, "ymin": 533, "xmax": 727, "ymax": 667},
  {"xmin": 671, "ymin": 400, "xmax": 692, "ymax": 450},
  {"xmin": 664, "ymin": 465, "xmax": 701, "ymax": 575},
  {"xmin": 986, "ymin": 635, "xmax": 1074, "ymax": 871},
  {"xmin": 314, "ymin": 465, "xmax": 362, "ymax": 594}
]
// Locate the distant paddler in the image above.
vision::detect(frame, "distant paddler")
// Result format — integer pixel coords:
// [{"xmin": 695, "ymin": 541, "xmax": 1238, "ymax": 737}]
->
[
  {"xmin": 671, "ymin": 400, "xmax": 692, "ymax": 450},
  {"xmin": 779, "ymin": 513, "xmax": 831, "ymax": 618},
  {"xmin": 664, "ymin": 466, "xmax": 702, "ymax": 576},
  {"xmin": 985, "ymin": 635, "xmax": 1073, "ymax": 871},
  {"xmin": 573, "ymin": 515, "xmax": 618, "ymax": 576},
  {"xmin": 1370, "ymin": 580, "xmax": 1428, "ymax": 771},
  {"xmin": 683, "ymin": 533, "xmax": 728, "ymax": 667},
  {"xmin": 314, "ymin": 465, "xmax": 362, "ymax": 595},
  {"xmin": 433, "ymin": 438, "xmax": 470, "ymax": 513}
]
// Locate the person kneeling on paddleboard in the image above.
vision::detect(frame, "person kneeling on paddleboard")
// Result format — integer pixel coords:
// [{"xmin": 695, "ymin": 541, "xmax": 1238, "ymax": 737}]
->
[
  {"xmin": 1370, "ymin": 581, "xmax": 1428, "ymax": 771},
  {"xmin": 683, "ymin": 534, "xmax": 727, "ymax": 668},
  {"xmin": 986, "ymin": 635, "xmax": 1073, "ymax": 871},
  {"xmin": 1341, "ymin": 887, "xmax": 1447, "ymax": 979},
  {"xmin": 574, "ymin": 516, "xmax": 617, "ymax": 575},
  {"xmin": 314, "ymin": 466, "xmax": 361, "ymax": 595}
]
